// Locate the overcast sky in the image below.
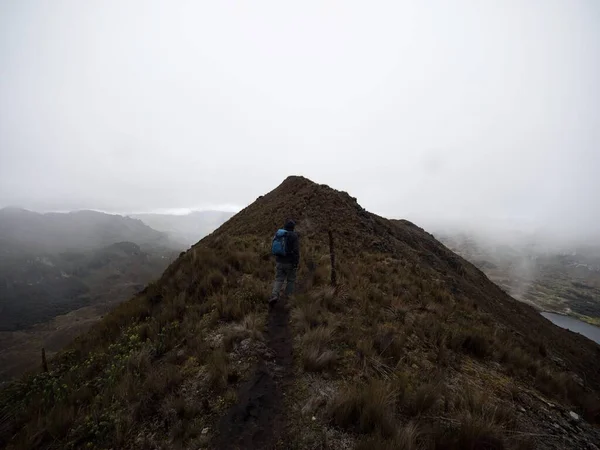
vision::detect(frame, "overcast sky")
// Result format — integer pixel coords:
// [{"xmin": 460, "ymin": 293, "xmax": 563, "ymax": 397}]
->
[{"xmin": 1, "ymin": 1, "xmax": 598, "ymax": 238}]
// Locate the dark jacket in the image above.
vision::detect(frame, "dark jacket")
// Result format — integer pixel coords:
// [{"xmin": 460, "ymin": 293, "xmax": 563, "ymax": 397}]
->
[{"xmin": 276, "ymin": 229, "xmax": 300, "ymax": 266}]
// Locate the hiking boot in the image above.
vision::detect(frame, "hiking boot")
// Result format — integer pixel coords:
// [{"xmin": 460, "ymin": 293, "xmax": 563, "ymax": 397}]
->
[{"xmin": 268, "ymin": 296, "xmax": 278, "ymax": 308}]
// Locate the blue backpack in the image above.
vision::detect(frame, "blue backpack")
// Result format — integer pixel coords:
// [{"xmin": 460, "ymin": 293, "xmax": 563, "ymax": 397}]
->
[{"xmin": 271, "ymin": 229, "xmax": 288, "ymax": 256}]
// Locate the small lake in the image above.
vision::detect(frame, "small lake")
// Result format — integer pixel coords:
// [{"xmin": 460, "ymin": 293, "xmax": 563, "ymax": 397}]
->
[{"xmin": 541, "ymin": 312, "xmax": 600, "ymax": 345}]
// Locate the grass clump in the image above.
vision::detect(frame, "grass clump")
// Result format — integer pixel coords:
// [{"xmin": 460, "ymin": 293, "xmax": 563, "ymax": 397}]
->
[
  {"xmin": 207, "ymin": 347, "xmax": 229, "ymax": 390},
  {"xmin": 327, "ymin": 379, "xmax": 397, "ymax": 436},
  {"xmin": 460, "ymin": 332, "xmax": 491, "ymax": 359},
  {"xmin": 299, "ymin": 326, "xmax": 337, "ymax": 372},
  {"xmin": 407, "ymin": 382, "xmax": 443, "ymax": 416},
  {"xmin": 223, "ymin": 313, "xmax": 265, "ymax": 350}
]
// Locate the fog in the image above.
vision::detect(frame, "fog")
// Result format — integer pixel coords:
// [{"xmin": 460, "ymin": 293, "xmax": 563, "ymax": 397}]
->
[{"xmin": 1, "ymin": 1, "xmax": 599, "ymax": 243}]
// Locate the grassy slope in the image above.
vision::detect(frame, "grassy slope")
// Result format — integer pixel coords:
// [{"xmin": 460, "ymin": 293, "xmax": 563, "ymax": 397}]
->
[
  {"xmin": 0, "ymin": 243, "xmax": 180, "ymax": 381},
  {"xmin": 1, "ymin": 176, "xmax": 599, "ymax": 450}
]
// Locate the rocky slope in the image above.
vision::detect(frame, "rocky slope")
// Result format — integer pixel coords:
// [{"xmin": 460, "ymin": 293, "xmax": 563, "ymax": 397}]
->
[{"xmin": 1, "ymin": 176, "xmax": 599, "ymax": 450}]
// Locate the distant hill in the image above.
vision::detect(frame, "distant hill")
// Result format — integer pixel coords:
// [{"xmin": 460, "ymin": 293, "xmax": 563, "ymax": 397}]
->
[
  {"xmin": 0, "ymin": 207, "xmax": 173, "ymax": 253},
  {"xmin": 131, "ymin": 210, "xmax": 234, "ymax": 246},
  {"xmin": 0, "ymin": 207, "xmax": 182, "ymax": 330},
  {"xmin": 1, "ymin": 177, "xmax": 598, "ymax": 449},
  {"xmin": 436, "ymin": 231, "xmax": 600, "ymax": 325},
  {"xmin": 0, "ymin": 208, "xmax": 182, "ymax": 379}
]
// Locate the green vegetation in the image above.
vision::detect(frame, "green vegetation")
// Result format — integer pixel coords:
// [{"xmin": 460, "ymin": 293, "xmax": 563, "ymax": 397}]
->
[
  {"xmin": 286, "ymin": 239, "xmax": 600, "ymax": 449},
  {"xmin": 2, "ymin": 177, "xmax": 599, "ymax": 449},
  {"xmin": 0, "ymin": 237, "xmax": 270, "ymax": 449},
  {"xmin": 438, "ymin": 232, "xmax": 600, "ymax": 322}
]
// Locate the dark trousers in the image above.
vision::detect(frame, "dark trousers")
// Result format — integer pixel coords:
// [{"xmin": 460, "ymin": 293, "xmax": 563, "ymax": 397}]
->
[{"xmin": 271, "ymin": 262, "xmax": 297, "ymax": 299}]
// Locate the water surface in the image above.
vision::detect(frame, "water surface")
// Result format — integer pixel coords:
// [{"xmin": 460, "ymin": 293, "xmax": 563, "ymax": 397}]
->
[{"xmin": 541, "ymin": 312, "xmax": 600, "ymax": 345}]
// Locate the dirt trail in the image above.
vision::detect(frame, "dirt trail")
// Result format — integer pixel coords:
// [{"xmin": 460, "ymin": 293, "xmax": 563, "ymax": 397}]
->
[{"xmin": 214, "ymin": 300, "xmax": 293, "ymax": 449}]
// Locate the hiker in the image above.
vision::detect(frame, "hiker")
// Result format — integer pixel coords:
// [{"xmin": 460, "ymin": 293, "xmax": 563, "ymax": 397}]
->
[{"xmin": 269, "ymin": 219, "xmax": 300, "ymax": 306}]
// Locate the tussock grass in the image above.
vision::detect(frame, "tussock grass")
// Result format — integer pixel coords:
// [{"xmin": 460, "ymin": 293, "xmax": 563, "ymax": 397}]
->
[
  {"xmin": 302, "ymin": 348, "xmax": 337, "ymax": 372},
  {"xmin": 223, "ymin": 313, "xmax": 265, "ymax": 350},
  {"xmin": 291, "ymin": 300, "xmax": 325, "ymax": 332},
  {"xmin": 298, "ymin": 326, "xmax": 337, "ymax": 372},
  {"xmin": 4, "ymin": 177, "xmax": 600, "ymax": 449},
  {"xmin": 207, "ymin": 347, "xmax": 229, "ymax": 390},
  {"xmin": 407, "ymin": 382, "xmax": 443, "ymax": 416},
  {"xmin": 373, "ymin": 324, "xmax": 406, "ymax": 362},
  {"xmin": 327, "ymin": 379, "xmax": 397, "ymax": 436},
  {"xmin": 460, "ymin": 332, "xmax": 492, "ymax": 359},
  {"xmin": 214, "ymin": 293, "xmax": 249, "ymax": 322}
]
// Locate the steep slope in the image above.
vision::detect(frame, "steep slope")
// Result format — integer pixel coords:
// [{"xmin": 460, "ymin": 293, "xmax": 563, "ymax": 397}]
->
[
  {"xmin": 1, "ymin": 177, "xmax": 599, "ymax": 450},
  {"xmin": 435, "ymin": 231, "xmax": 600, "ymax": 325}
]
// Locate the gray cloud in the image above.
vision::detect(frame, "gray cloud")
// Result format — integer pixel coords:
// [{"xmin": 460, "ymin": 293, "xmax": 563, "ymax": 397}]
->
[{"xmin": 1, "ymin": 1, "xmax": 598, "ymax": 240}]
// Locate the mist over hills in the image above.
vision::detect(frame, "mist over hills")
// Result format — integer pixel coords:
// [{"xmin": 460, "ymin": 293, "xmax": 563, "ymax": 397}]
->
[
  {"xmin": 434, "ymin": 227, "xmax": 600, "ymax": 325},
  {"xmin": 0, "ymin": 207, "xmax": 183, "ymax": 380},
  {"xmin": 130, "ymin": 210, "xmax": 235, "ymax": 246},
  {"xmin": 2, "ymin": 177, "xmax": 598, "ymax": 449},
  {"xmin": 0, "ymin": 206, "xmax": 237, "ymax": 381},
  {"xmin": 0, "ymin": 205, "xmax": 236, "ymax": 334},
  {"xmin": 0, "ymin": 207, "xmax": 173, "ymax": 253}
]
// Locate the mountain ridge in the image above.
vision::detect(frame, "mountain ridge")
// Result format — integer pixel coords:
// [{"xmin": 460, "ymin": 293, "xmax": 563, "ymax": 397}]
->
[
  {"xmin": 0, "ymin": 207, "xmax": 173, "ymax": 252},
  {"xmin": 1, "ymin": 176, "xmax": 599, "ymax": 449}
]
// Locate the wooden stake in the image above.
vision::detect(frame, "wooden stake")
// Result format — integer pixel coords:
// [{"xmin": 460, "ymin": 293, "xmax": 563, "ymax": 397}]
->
[{"xmin": 42, "ymin": 348, "xmax": 48, "ymax": 373}]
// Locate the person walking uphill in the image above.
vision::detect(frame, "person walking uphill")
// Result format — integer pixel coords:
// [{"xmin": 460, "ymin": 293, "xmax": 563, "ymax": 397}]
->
[{"xmin": 269, "ymin": 219, "xmax": 300, "ymax": 307}]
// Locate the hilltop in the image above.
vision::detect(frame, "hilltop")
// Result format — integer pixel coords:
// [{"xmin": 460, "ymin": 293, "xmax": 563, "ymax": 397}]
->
[{"xmin": 1, "ymin": 177, "xmax": 599, "ymax": 449}]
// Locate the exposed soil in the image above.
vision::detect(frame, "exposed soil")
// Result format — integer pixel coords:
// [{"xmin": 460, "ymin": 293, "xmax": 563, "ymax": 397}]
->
[{"xmin": 214, "ymin": 299, "xmax": 293, "ymax": 450}]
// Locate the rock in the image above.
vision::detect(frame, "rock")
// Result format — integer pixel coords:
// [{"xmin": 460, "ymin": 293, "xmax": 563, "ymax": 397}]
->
[
  {"xmin": 240, "ymin": 338, "xmax": 252, "ymax": 352},
  {"xmin": 177, "ymin": 349, "xmax": 185, "ymax": 358},
  {"xmin": 568, "ymin": 411, "xmax": 580, "ymax": 421},
  {"xmin": 201, "ymin": 427, "xmax": 210, "ymax": 435},
  {"xmin": 207, "ymin": 333, "xmax": 224, "ymax": 348}
]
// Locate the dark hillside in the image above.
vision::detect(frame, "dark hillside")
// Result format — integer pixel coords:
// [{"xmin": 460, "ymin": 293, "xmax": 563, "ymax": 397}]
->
[
  {"xmin": 1, "ymin": 176, "xmax": 599, "ymax": 450},
  {"xmin": 213, "ymin": 177, "xmax": 600, "ymax": 391}
]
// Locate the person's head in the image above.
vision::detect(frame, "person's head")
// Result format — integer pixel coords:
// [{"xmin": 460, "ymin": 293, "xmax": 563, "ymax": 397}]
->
[{"xmin": 284, "ymin": 219, "xmax": 296, "ymax": 231}]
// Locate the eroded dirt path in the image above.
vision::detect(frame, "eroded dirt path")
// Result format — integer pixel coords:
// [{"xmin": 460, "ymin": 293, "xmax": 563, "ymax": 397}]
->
[{"xmin": 214, "ymin": 300, "xmax": 293, "ymax": 449}]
